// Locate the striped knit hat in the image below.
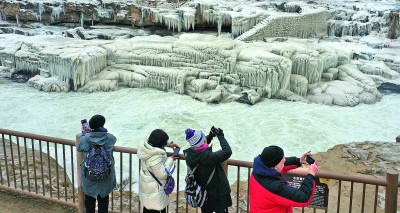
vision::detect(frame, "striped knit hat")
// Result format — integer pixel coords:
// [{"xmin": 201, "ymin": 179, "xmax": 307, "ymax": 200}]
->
[{"xmin": 185, "ymin": 128, "xmax": 204, "ymax": 148}]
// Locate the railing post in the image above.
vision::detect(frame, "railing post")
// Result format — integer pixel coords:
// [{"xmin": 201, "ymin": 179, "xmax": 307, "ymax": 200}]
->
[
  {"xmin": 385, "ymin": 170, "xmax": 399, "ymax": 213},
  {"xmin": 76, "ymin": 134, "xmax": 85, "ymax": 213},
  {"xmin": 223, "ymin": 161, "xmax": 228, "ymax": 174}
]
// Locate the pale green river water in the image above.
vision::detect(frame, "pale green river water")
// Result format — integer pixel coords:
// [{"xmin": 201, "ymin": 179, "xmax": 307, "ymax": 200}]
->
[
  {"xmin": 1, "ymin": 79, "xmax": 400, "ymax": 159},
  {"xmin": 1, "ymin": 79, "xmax": 399, "ymax": 185}
]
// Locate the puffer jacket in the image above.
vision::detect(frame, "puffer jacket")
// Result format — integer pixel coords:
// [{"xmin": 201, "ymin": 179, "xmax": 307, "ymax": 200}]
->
[
  {"xmin": 249, "ymin": 156, "xmax": 316, "ymax": 213},
  {"xmin": 183, "ymin": 135, "xmax": 233, "ymax": 212},
  {"xmin": 77, "ymin": 131, "xmax": 117, "ymax": 198},
  {"xmin": 137, "ymin": 140, "xmax": 175, "ymax": 211}
]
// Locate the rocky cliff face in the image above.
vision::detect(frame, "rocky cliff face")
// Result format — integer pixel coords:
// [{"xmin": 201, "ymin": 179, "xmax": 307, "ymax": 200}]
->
[
  {"xmin": 314, "ymin": 141, "xmax": 400, "ymax": 179},
  {"xmin": 1, "ymin": 0, "xmax": 396, "ymax": 39}
]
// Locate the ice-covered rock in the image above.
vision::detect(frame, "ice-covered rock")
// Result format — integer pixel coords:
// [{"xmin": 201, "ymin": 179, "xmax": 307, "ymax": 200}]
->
[
  {"xmin": 358, "ymin": 61, "xmax": 399, "ymax": 80},
  {"xmin": 235, "ymin": 89, "xmax": 261, "ymax": 105},
  {"xmin": 0, "ymin": 34, "xmax": 109, "ymax": 90},
  {"xmin": 306, "ymin": 80, "xmax": 380, "ymax": 106},
  {"xmin": 0, "ymin": 66, "xmax": 12, "ymax": 78},
  {"xmin": 236, "ymin": 9, "xmax": 327, "ymax": 41},
  {"xmin": 28, "ymin": 75, "xmax": 69, "ymax": 92},
  {"xmin": 187, "ymin": 84, "xmax": 229, "ymax": 103},
  {"xmin": 1, "ymin": 31, "xmax": 399, "ymax": 106},
  {"xmin": 328, "ymin": 20, "xmax": 373, "ymax": 37},
  {"xmin": 290, "ymin": 74, "xmax": 308, "ymax": 96}
]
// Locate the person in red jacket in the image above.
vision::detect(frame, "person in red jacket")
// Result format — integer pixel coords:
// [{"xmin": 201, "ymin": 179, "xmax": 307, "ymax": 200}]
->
[{"xmin": 249, "ymin": 145, "xmax": 318, "ymax": 213}]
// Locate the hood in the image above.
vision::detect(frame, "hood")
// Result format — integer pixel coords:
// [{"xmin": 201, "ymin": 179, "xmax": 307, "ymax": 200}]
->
[
  {"xmin": 253, "ymin": 156, "xmax": 281, "ymax": 177},
  {"xmin": 183, "ymin": 147, "xmax": 209, "ymax": 168},
  {"xmin": 85, "ymin": 132, "xmax": 109, "ymax": 146},
  {"xmin": 137, "ymin": 140, "xmax": 167, "ymax": 163}
]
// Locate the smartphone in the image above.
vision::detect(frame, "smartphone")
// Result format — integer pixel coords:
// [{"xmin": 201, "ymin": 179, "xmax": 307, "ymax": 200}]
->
[
  {"xmin": 81, "ymin": 119, "xmax": 90, "ymax": 132},
  {"xmin": 172, "ymin": 147, "xmax": 181, "ymax": 157},
  {"xmin": 210, "ymin": 126, "xmax": 217, "ymax": 135},
  {"xmin": 306, "ymin": 155, "xmax": 315, "ymax": 165}
]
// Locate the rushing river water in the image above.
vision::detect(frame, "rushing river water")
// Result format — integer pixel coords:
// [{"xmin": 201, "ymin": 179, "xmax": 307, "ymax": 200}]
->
[
  {"xmin": 2, "ymin": 79, "xmax": 400, "ymax": 187},
  {"xmin": 1, "ymin": 79, "xmax": 400, "ymax": 160}
]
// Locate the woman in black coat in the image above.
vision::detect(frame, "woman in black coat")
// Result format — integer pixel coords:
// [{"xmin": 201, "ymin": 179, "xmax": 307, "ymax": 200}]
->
[{"xmin": 183, "ymin": 127, "xmax": 232, "ymax": 213}]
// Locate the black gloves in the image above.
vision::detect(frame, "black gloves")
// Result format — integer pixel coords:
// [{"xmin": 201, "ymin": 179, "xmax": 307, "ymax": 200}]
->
[
  {"xmin": 212, "ymin": 127, "xmax": 224, "ymax": 137},
  {"xmin": 206, "ymin": 126, "xmax": 216, "ymax": 143},
  {"xmin": 206, "ymin": 126, "xmax": 225, "ymax": 143}
]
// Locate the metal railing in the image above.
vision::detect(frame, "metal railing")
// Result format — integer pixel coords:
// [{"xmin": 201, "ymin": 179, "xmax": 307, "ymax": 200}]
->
[
  {"xmin": 0, "ymin": 128, "xmax": 77, "ymax": 209},
  {"xmin": 0, "ymin": 128, "xmax": 399, "ymax": 213}
]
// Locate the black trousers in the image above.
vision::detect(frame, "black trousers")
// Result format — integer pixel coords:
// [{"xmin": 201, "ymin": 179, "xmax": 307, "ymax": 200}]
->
[
  {"xmin": 143, "ymin": 206, "xmax": 167, "ymax": 213},
  {"xmin": 85, "ymin": 194, "xmax": 109, "ymax": 213}
]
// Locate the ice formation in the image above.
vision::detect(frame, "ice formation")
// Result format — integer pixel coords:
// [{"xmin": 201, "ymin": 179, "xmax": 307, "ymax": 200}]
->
[
  {"xmin": 0, "ymin": 0, "xmax": 400, "ymax": 106},
  {"xmin": 2, "ymin": 30, "xmax": 399, "ymax": 106},
  {"xmin": 0, "ymin": 34, "xmax": 109, "ymax": 90},
  {"xmin": 28, "ymin": 75, "xmax": 69, "ymax": 92}
]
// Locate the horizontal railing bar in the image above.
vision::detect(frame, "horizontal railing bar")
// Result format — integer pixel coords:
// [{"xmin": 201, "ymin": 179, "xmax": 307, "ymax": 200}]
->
[
  {"xmin": 113, "ymin": 146, "xmax": 138, "ymax": 154},
  {"xmin": 0, "ymin": 128, "xmax": 75, "ymax": 146},
  {"xmin": 317, "ymin": 171, "xmax": 388, "ymax": 186},
  {"xmin": 95, "ymin": 148, "xmax": 395, "ymax": 199},
  {"xmin": 0, "ymin": 185, "xmax": 77, "ymax": 208},
  {"xmin": 226, "ymin": 159, "xmax": 253, "ymax": 167},
  {"xmin": 226, "ymin": 159, "xmax": 390, "ymax": 186}
]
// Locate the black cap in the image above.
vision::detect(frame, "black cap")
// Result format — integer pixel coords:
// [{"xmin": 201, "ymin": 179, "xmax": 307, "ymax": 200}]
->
[
  {"xmin": 260, "ymin": 145, "xmax": 284, "ymax": 167},
  {"xmin": 148, "ymin": 129, "xmax": 169, "ymax": 148},
  {"xmin": 89, "ymin": 114, "xmax": 105, "ymax": 130}
]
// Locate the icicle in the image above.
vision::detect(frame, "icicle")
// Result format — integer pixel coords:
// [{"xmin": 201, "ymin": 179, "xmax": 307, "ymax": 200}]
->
[
  {"xmin": 217, "ymin": 12, "xmax": 231, "ymax": 36},
  {"xmin": 37, "ymin": 3, "xmax": 44, "ymax": 22},
  {"xmin": 179, "ymin": 8, "xmax": 196, "ymax": 31},
  {"xmin": 16, "ymin": 14, "xmax": 19, "ymax": 27},
  {"xmin": 51, "ymin": 4, "xmax": 64, "ymax": 23},
  {"xmin": 80, "ymin": 12, "xmax": 84, "ymax": 28},
  {"xmin": 140, "ymin": 7, "xmax": 153, "ymax": 26}
]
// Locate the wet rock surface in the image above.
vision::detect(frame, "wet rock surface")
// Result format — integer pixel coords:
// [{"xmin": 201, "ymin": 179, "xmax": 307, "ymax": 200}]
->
[
  {"xmin": 314, "ymin": 141, "xmax": 400, "ymax": 179},
  {"xmin": 378, "ymin": 82, "xmax": 400, "ymax": 94}
]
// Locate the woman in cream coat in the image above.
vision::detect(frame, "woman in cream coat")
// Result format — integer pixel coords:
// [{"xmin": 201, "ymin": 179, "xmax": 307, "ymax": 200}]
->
[{"xmin": 137, "ymin": 129, "xmax": 179, "ymax": 213}]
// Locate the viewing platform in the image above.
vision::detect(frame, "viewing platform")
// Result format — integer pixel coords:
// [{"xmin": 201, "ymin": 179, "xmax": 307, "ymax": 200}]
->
[{"xmin": 0, "ymin": 128, "xmax": 399, "ymax": 212}]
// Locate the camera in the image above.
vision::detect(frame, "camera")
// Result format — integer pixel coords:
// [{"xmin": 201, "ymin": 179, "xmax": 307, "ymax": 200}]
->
[
  {"xmin": 210, "ymin": 126, "xmax": 217, "ymax": 135},
  {"xmin": 81, "ymin": 119, "xmax": 90, "ymax": 132},
  {"xmin": 172, "ymin": 147, "xmax": 181, "ymax": 157},
  {"xmin": 306, "ymin": 155, "xmax": 315, "ymax": 165}
]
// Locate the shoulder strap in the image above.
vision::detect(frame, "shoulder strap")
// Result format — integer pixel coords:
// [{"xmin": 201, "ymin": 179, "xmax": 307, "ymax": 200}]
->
[
  {"xmin": 190, "ymin": 164, "xmax": 199, "ymax": 174},
  {"xmin": 205, "ymin": 168, "xmax": 215, "ymax": 186},
  {"xmin": 149, "ymin": 164, "xmax": 175, "ymax": 186},
  {"xmin": 167, "ymin": 164, "xmax": 176, "ymax": 174},
  {"xmin": 189, "ymin": 163, "xmax": 215, "ymax": 186},
  {"xmin": 149, "ymin": 171, "xmax": 162, "ymax": 186}
]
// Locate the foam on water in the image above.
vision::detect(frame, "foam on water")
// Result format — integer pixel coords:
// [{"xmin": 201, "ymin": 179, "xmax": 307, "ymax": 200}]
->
[
  {"xmin": 1, "ymin": 79, "xmax": 400, "ymax": 186},
  {"xmin": 1, "ymin": 79, "xmax": 400, "ymax": 159}
]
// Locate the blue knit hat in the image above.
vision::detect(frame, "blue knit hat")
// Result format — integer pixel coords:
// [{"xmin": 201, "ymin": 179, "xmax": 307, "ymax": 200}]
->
[{"xmin": 185, "ymin": 128, "xmax": 204, "ymax": 148}]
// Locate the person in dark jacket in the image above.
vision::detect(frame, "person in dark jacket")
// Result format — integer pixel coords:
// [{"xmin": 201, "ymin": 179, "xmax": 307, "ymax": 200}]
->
[
  {"xmin": 183, "ymin": 127, "xmax": 232, "ymax": 213},
  {"xmin": 249, "ymin": 145, "xmax": 318, "ymax": 213},
  {"xmin": 77, "ymin": 114, "xmax": 116, "ymax": 213}
]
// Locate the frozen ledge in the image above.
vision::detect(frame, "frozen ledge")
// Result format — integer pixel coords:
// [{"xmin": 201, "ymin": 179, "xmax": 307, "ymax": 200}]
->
[{"xmin": 1, "ymin": 33, "xmax": 399, "ymax": 106}]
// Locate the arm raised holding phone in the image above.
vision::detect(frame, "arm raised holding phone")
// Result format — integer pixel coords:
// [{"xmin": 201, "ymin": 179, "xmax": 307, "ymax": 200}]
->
[{"xmin": 166, "ymin": 141, "xmax": 181, "ymax": 159}]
